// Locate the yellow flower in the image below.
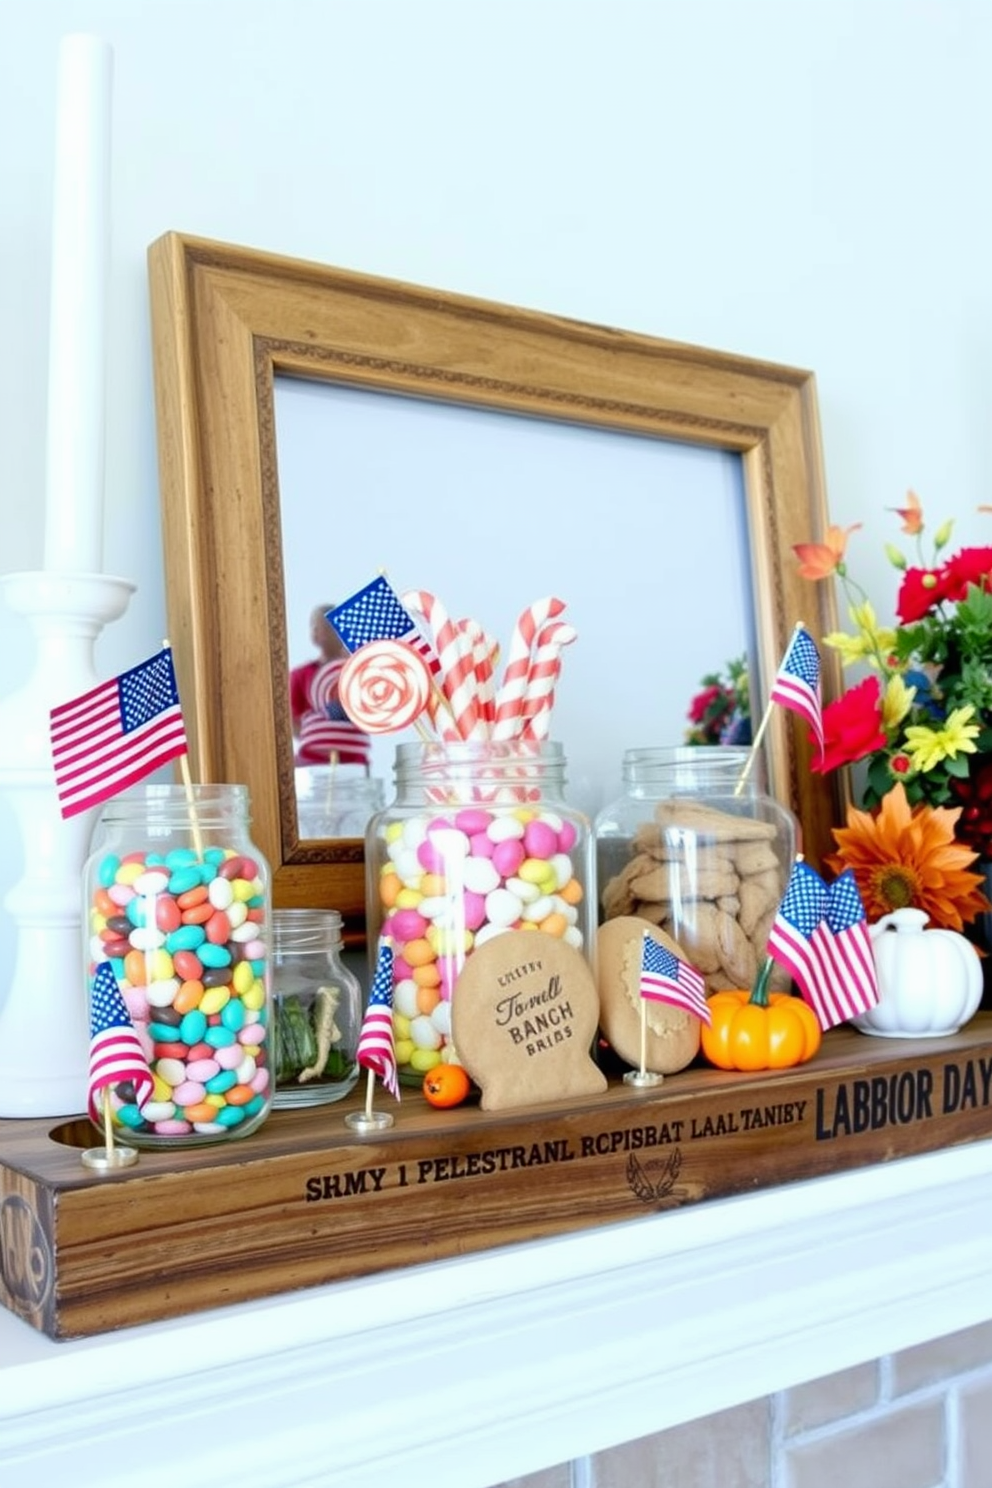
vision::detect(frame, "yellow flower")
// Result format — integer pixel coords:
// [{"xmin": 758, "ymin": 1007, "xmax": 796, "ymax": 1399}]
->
[
  {"xmin": 881, "ymin": 674, "xmax": 916, "ymax": 731},
  {"xmin": 903, "ymin": 705, "xmax": 981, "ymax": 771},
  {"xmin": 824, "ymin": 602, "xmax": 897, "ymax": 668}
]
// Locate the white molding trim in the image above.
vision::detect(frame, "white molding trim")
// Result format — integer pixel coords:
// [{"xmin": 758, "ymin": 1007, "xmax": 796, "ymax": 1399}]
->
[{"xmin": 2, "ymin": 1140, "xmax": 992, "ymax": 1488}]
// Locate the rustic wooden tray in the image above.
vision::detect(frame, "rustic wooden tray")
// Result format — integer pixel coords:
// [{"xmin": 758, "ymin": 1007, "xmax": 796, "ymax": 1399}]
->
[{"xmin": 3, "ymin": 1017, "xmax": 992, "ymax": 1341}]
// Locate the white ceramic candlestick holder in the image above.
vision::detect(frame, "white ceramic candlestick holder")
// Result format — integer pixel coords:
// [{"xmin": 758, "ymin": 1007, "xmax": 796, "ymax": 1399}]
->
[{"xmin": 0, "ymin": 570, "xmax": 134, "ymax": 1118}]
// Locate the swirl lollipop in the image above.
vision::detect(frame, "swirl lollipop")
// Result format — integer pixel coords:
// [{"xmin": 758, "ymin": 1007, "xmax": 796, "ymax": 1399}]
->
[{"xmin": 339, "ymin": 639, "xmax": 432, "ymax": 733}]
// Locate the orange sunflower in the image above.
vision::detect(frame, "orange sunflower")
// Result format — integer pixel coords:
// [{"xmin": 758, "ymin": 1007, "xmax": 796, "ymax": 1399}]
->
[{"xmin": 826, "ymin": 782, "xmax": 991, "ymax": 931}]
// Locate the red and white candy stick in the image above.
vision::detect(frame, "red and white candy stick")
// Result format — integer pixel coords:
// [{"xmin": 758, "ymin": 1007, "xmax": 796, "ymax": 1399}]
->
[
  {"xmin": 338, "ymin": 640, "xmax": 432, "ymax": 734},
  {"xmin": 469, "ymin": 622, "xmax": 499, "ymax": 731},
  {"xmin": 493, "ymin": 597, "xmax": 567, "ymax": 740},
  {"xmin": 402, "ymin": 587, "xmax": 475, "ymax": 737},
  {"xmin": 519, "ymin": 619, "xmax": 577, "ymax": 741}
]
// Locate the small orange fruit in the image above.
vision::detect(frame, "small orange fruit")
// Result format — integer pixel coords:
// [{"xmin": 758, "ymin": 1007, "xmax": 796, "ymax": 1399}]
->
[{"xmin": 422, "ymin": 1062, "xmax": 472, "ymax": 1109}]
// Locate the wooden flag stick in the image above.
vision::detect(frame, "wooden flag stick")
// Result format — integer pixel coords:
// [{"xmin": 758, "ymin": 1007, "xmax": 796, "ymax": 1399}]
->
[
  {"xmin": 325, "ymin": 749, "xmax": 338, "ymax": 814},
  {"xmin": 346, "ymin": 1068, "xmax": 394, "ymax": 1134},
  {"xmin": 164, "ymin": 636, "xmax": 204, "ymax": 857},
  {"xmin": 735, "ymin": 622, "xmax": 804, "ymax": 798},
  {"xmin": 623, "ymin": 940, "xmax": 664, "ymax": 1090},
  {"xmin": 178, "ymin": 750, "xmax": 204, "ymax": 859},
  {"xmin": 81, "ymin": 1085, "xmax": 139, "ymax": 1171},
  {"xmin": 638, "ymin": 998, "xmax": 647, "ymax": 1077},
  {"xmin": 102, "ymin": 1084, "xmax": 114, "ymax": 1154}
]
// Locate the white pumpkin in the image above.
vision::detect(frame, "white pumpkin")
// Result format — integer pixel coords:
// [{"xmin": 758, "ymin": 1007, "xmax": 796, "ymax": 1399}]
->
[{"xmin": 852, "ymin": 907, "xmax": 983, "ymax": 1038}]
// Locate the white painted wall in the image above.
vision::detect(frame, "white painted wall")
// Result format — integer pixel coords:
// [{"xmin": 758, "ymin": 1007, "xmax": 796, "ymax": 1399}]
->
[{"xmin": 2, "ymin": 0, "xmax": 991, "ymax": 968}]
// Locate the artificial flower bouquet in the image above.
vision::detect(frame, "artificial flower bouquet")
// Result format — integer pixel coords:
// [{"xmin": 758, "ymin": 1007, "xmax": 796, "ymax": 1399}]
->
[
  {"xmin": 685, "ymin": 654, "xmax": 751, "ymax": 746},
  {"xmin": 795, "ymin": 491, "xmax": 992, "ymax": 932}
]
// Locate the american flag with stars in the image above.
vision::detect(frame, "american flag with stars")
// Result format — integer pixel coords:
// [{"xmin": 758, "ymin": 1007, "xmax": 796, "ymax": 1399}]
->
[
  {"xmin": 767, "ymin": 860, "xmax": 880, "ymax": 1030},
  {"xmin": 769, "ymin": 624, "xmax": 824, "ymax": 763},
  {"xmin": 49, "ymin": 646, "xmax": 188, "ymax": 819},
  {"xmin": 639, "ymin": 932, "xmax": 711, "ymax": 1025},
  {"xmin": 327, "ymin": 577, "xmax": 440, "ymax": 676},
  {"xmin": 356, "ymin": 936, "xmax": 400, "ymax": 1099},
  {"xmin": 88, "ymin": 960, "xmax": 155, "ymax": 1124}
]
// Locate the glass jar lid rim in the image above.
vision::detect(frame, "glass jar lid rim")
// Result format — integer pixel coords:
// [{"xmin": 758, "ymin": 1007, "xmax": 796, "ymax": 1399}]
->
[
  {"xmin": 395, "ymin": 739, "xmax": 564, "ymax": 763},
  {"xmin": 272, "ymin": 907, "xmax": 343, "ymax": 929}
]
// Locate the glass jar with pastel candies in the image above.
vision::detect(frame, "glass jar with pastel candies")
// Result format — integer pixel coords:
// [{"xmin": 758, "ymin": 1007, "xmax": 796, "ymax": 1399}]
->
[
  {"xmin": 83, "ymin": 783, "xmax": 273, "ymax": 1147},
  {"xmin": 365, "ymin": 739, "xmax": 594, "ymax": 1084},
  {"xmin": 271, "ymin": 908, "xmax": 362, "ymax": 1107},
  {"xmin": 594, "ymin": 746, "xmax": 797, "ymax": 998}
]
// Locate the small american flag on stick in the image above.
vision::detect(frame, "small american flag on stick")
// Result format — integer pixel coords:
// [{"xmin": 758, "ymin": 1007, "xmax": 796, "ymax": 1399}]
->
[
  {"xmin": 356, "ymin": 937, "xmax": 400, "ymax": 1099},
  {"xmin": 49, "ymin": 646, "xmax": 188, "ymax": 818},
  {"xmin": 640, "ymin": 932, "xmax": 711, "ymax": 1025},
  {"xmin": 766, "ymin": 861, "xmax": 880, "ymax": 1030},
  {"xmin": 769, "ymin": 623, "xmax": 824, "ymax": 762},
  {"xmin": 88, "ymin": 961, "xmax": 154, "ymax": 1123}
]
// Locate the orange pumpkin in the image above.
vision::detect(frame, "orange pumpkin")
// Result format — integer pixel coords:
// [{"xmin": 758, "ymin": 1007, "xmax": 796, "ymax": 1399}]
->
[{"xmin": 701, "ymin": 987, "xmax": 822, "ymax": 1071}]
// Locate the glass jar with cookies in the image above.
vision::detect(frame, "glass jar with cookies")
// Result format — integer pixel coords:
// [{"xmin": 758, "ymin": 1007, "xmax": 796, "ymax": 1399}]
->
[{"xmin": 594, "ymin": 747, "xmax": 796, "ymax": 996}]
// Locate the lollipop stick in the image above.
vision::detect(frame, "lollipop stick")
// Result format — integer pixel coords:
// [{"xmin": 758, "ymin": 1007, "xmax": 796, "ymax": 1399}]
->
[{"xmin": 103, "ymin": 1085, "xmax": 113, "ymax": 1153}]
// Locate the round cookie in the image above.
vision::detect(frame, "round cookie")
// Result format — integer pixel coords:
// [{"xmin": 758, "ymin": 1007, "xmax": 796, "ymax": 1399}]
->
[{"xmin": 597, "ymin": 915, "xmax": 701, "ymax": 1074}]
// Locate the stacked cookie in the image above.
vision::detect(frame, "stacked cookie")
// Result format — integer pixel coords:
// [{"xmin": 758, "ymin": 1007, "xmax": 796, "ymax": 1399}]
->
[{"xmin": 600, "ymin": 798, "xmax": 789, "ymax": 993}]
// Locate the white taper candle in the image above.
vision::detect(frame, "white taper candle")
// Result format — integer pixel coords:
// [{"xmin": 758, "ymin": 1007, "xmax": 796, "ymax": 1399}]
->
[{"xmin": 42, "ymin": 34, "xmax": 113, "ymax": 574}]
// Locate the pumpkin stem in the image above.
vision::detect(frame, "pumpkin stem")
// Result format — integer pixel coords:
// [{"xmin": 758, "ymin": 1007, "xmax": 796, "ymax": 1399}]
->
[{"xmin": 750, "ymin": 956, "xmax": 775, "ymax": 1007}]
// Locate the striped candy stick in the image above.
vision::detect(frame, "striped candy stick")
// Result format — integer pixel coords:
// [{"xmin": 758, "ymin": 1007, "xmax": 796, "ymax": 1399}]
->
[
  {"xmin": 455, "ymin": 617, "xmax": 499, "ymax": 738},
  {"xmin": 399, "ymin": 589, "xmax": 447, "ymax": 679},
  {"xmin": 477, "ymin": 628, "xmax": 500, "ymax": 729},
  {"xmin": 438, "ymin": 621, "xmax": 483, "ymax": 741},
  {"xmin": 401, "ymin": 588, "xmax": 467, "ymax": 737},
  {"xmin": 519, "ymin": 620, "xmax": 577, "ymax": 741},
  {"xmin": 492, "ymin": 597, "xmax": 567, "ymax": 740}
]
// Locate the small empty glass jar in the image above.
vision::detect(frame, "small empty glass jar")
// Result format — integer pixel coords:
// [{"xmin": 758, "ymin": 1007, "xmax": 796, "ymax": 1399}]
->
[{"xmin": 271, "ymin": 909, "xmax": 362, "ymax": 1106}]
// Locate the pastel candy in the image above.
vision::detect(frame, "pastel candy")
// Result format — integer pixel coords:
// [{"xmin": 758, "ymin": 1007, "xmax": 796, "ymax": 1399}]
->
[{"xmin": 374, "ymin": 803, "xmax": 586, "ymax": 1077}]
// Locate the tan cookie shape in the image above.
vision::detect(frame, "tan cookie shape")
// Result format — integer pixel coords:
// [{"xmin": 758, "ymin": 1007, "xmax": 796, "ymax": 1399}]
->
[
  {"xmin": 451, "ymin": 930, "xmax": 606, "ymax": 1112},
  {"xmin": 596, "ymin": 915, "xmax": 701, "ymax": 1074}
]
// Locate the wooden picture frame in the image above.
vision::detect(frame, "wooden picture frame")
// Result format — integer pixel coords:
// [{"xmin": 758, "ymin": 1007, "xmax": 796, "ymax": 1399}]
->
[{"xmin": 148, "ymin": 232, "xmax": 841, "ymax": 939}]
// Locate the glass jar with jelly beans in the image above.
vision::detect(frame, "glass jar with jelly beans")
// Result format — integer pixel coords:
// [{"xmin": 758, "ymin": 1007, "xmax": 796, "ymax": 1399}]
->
[
  {"xmin": 594, "ymin": 746, "xmax": 796, "ymax": 997},
  {"xmin": 83, "ymin": 783, "xmax": 273, "ymax": 1147},
  {"xmin": 365, "ymin": 739, "xmax": 593, "ymax": 1084},
  {"xmin": 271, "ymin": 908, "xmax": 362, "ymax": 1107}
]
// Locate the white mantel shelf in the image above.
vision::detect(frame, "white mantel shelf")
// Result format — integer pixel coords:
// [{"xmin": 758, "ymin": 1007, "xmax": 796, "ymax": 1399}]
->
[{"xmin": 1, "ymin": 1139, "xmax": 991, "ymax": 1488}]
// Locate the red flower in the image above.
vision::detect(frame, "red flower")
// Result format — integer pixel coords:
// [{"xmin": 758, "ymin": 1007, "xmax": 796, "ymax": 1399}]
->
[
  {"xmin": 812, "ymin": 674, "xmax": 888, "ymax": 774},
  {"xmin": 895, "ymin": 566, "xmax": 950, "ymax": 623},
  {"xmin": 941, "ymin": 546, "xmax": 992, "ymax": 601}
]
